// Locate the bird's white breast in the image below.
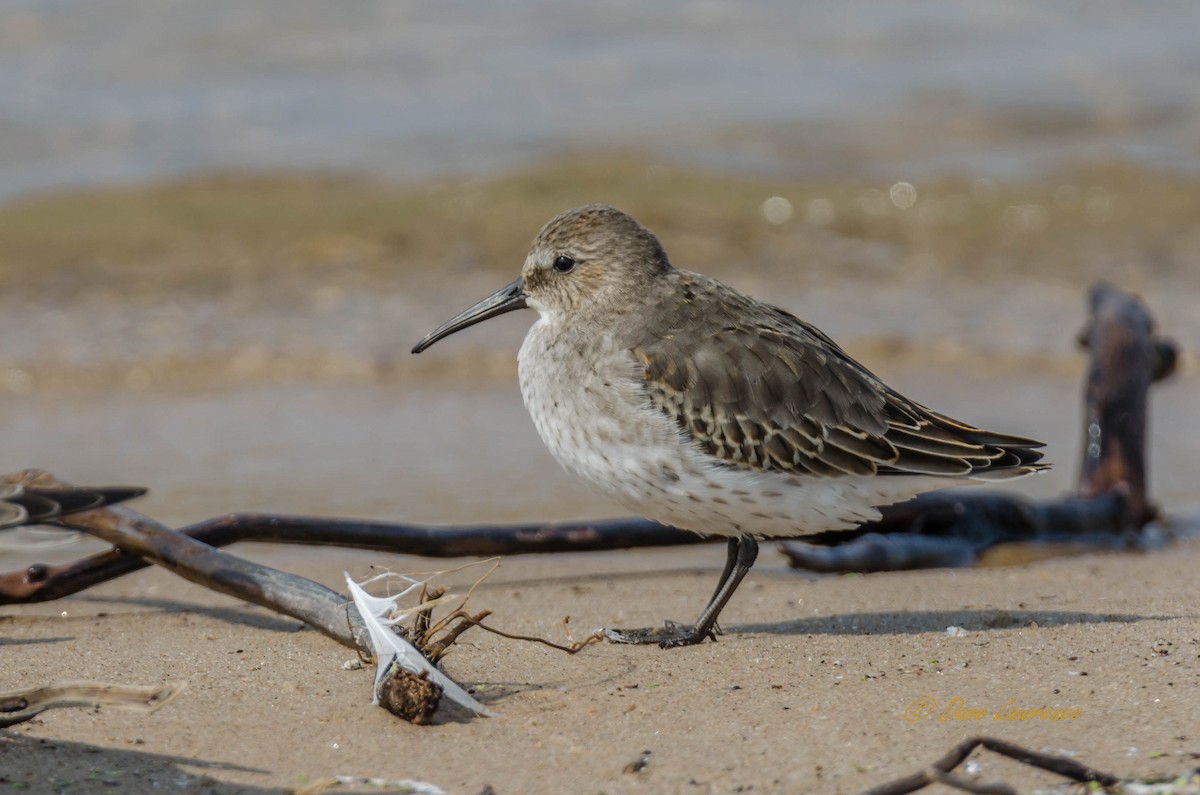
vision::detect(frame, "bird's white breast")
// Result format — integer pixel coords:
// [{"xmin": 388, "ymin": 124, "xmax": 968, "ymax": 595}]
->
[{"xmin": 517, "ymin": 315, "xmax": 953, "ymax": 538}]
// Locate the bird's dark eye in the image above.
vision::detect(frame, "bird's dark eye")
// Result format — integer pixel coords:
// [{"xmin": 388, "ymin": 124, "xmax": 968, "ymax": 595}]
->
[{"xmin": 553, "ymin": 255, "xmax": 576, "ymax": 273}]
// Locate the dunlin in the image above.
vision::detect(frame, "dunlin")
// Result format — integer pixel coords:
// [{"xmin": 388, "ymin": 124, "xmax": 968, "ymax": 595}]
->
[{"xmin": 412, "ymin": 205, "xmax": 1046, "ymax": 647}]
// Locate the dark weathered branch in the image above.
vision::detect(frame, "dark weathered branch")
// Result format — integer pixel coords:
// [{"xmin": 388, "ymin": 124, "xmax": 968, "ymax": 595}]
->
[
  {"xmin": 782, "ymin": 281, "xmax": 1179, "ymax": 572},
  {"xmin": 1, "ymin": 470, "xmax": 370, "ymax": 650},
  {"xmin": 780, "ymin": 491, "xmax": 1139, "ymax": 573},
  {"xmin": 860, "ymin": 735, "xmax": 1121, "ymax": 795},
  {"xmin": 74, "ymin": 506, "xmax": 372, "ymax": 651},
  {"xmin": 1077, "ymin": 280, "xmax": 1176, "ymax": 524},
  {"xmin": 0, "ymin": 484, "xmax": 699, "ymax": 604}
]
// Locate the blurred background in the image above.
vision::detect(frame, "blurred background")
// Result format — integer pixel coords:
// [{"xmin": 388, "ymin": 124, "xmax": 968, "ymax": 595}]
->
[{"xmin": 1, "ymin": 1, "xmax": 1197, "ymax": 542}]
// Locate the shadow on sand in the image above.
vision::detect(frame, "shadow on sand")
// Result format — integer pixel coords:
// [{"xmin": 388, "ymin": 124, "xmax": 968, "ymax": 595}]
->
[
  {"xmin": 731, "ymin": 608, "xmax": 1176, "ymax": 637},
  {"xmin": 0, "ymin": 733, "xmax": 280, "ymax": 794}
]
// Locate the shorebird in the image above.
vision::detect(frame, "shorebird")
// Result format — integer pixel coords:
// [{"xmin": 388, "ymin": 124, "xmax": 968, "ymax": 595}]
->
[{"xmin": 412, "ymin": 204, "xmax": 1046, "ymax": 647}]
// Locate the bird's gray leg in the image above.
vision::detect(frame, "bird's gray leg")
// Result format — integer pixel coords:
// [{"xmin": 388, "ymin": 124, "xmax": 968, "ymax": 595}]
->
[
  {"xmin": 661, "ymin": 536, "xmax": 758, "ymax": 648},
  {"xmin": 606, "ymin": 536, "xmax": 758, "ymax": 648},
  {"xmin": 697, "ymin": 537, "xmax": 739, "ymax": 636}
]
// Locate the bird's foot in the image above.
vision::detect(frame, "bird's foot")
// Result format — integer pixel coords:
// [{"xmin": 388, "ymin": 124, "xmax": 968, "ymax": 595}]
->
[{"xmin": 604, "ymin": 620, "xmax": 717, "ymax": 648}]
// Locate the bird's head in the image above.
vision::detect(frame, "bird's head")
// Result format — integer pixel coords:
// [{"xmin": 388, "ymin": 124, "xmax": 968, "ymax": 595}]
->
[{"xmin": 412, "ymin": 204, "xmax": 670, "ymax": 353}]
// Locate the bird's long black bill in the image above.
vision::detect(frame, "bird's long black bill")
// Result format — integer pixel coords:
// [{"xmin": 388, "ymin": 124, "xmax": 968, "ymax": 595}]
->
[{"xmin": 411, "ymin": 278, "xmax": 527, "ymax": 353}]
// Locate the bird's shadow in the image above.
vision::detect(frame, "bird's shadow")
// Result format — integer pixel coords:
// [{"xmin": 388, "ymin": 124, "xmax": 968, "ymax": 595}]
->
[
  {"xmin": 728, "ymin": 608, "xmax": 1176, "ymax": 637},
  {"xmin": 0, "ymin": 733, "xmax": 279, "ymax": 793},
  {"xmin": 0, "ymin": 635, "xmax": 74, "ymax": 646}
]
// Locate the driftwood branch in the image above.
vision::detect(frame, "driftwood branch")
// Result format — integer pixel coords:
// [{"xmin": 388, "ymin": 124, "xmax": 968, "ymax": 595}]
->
[
  {"xmin": 860, "ymin": 735, "xmax": 1121, "ymax": 795},
  {"xmin": 781, "ymin": 281, "xmax": 1179, "ymax": 572},
  {"xmin": 0, "ymin": 495, "xmax": 695, "ymax": 604},
  {"xmin": 782, "ymin": 491, "xmax": 1137, "ymax": 573},
  {"xmin": 1, "ymin": 469, "xmax": 370, "ymax": 651},
  {"xmin": 1077, "ymin": 280, "xmax": 1177, "ymax": 524}
]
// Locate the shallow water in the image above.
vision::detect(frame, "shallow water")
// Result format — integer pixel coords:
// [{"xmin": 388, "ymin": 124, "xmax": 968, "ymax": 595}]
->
[{"xmin": 3, "ymin": 1, "xmax": 1200, "ymax": 197}]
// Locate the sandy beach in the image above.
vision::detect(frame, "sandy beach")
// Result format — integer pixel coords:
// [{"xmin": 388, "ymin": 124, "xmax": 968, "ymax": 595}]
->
[
  {"xmin": 4, "ymin": 6, "xmax": 1200, "ymax": 788},
  {"xmin": 3, "ymin": 524, "xmax": 1199, "ymax": 793}
]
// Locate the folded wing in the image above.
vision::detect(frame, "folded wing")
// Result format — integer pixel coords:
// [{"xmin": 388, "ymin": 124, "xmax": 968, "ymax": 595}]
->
[{"xmin": 631, "ymin": 275, "xmax": 1045, "ymax": 481}]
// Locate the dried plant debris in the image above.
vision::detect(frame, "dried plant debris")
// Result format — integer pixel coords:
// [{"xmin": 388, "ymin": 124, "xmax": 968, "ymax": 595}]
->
[
  {"xmin": 344, "ymin": 570, "xmax": 492, "ymax": 718},
  {"xmin": 0, "ymin": 681, "xmax": 183, "ymax": 727},
  {"xmin": 377, "ymin": 668, "xmax": 441, "ymax": 725},
  {"xmin": 346, "ymin": 562, "xmax": 606, "ymax": 723}
]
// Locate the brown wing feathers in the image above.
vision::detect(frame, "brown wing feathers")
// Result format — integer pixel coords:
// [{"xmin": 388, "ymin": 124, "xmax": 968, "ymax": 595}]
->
[{"xmin": 634, "ymin": 274, "xmax": 1045, "ymax": 481}]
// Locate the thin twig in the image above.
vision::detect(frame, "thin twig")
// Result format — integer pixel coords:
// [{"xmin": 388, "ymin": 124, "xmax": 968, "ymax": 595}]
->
[
  {"xmin": 457, "ymin": 614, "xmax": 605, "ymax": 655},
  {"xmin": 413, "ymin": 583, "xmax": 444, "ymax": 642},
  {"xmin": 423, "ymin": 609, "xmax": 493, "ymax": 662},
  {"xmin": 861, "ymin": 736, "xmax": 1122, "ymax": 795}
]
